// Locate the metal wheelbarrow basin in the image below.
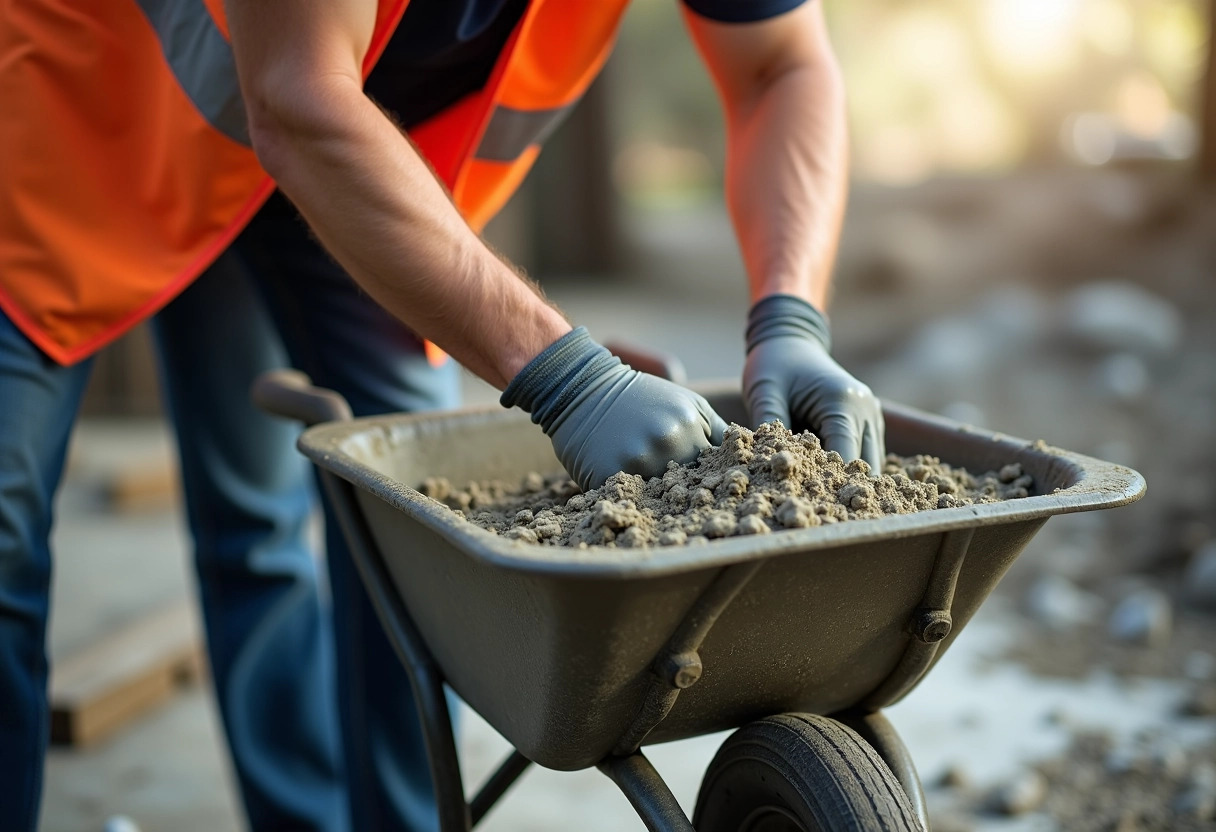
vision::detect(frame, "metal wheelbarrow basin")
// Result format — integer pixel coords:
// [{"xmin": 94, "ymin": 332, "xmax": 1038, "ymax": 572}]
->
[{"xmin": 257, "ymin": 374, "xmax": 1145, "ymax": 832}]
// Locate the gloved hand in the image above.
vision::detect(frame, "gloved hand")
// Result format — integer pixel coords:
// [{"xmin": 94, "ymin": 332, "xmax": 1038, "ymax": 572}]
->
[
  {"xmin": 502, "ymin": 327, "xmax": 727, "ymax": 491},
  {"xmin": 744, "ymin": 294, "xmax": 885, "ymax": 473}
]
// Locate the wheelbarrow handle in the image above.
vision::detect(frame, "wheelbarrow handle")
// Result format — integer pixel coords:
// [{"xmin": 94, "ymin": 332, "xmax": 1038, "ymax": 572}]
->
[
  {"xmin": 252, "ymin": 369, "xmax": 353, "ymax": 427},
  {"xmin": 604, "ymin": 341, "xmax": 686, "ymax": 385}
]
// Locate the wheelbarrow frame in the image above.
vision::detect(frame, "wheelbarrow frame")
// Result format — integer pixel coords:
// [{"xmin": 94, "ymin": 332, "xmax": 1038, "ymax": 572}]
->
[{"xmin": 253, "ymin": 369, "xmax": 1145, "ymax": 832}]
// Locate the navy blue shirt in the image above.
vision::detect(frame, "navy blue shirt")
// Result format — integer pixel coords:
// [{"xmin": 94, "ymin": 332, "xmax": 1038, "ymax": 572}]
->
[{"xmin": 365, "ymin": 0, "xmax": 807, "ymax": 129}]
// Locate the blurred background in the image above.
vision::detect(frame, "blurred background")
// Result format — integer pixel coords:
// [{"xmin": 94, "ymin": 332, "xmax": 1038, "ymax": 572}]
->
[{"xmin": 48, "ymin": 1, "xmax": 1215, "ymax": 829}]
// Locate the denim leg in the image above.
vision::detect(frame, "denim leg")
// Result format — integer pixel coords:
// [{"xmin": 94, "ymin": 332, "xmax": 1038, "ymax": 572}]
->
[
  {"xmin": 151, "ymin": 250, "xmax": 345, "ymax": 832},
  {"xmin": 238, "ymin": 192, "xmax": 461, "ymax": 832},
  {"xmin": 0, "ymin": 308, "xmax": 92, "ymax": 831}
]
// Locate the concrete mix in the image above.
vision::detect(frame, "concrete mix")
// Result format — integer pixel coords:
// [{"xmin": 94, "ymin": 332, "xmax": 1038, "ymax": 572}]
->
[{"xmin": 420, "ymin": 421, "xmax": 1033, "ymax": 548}]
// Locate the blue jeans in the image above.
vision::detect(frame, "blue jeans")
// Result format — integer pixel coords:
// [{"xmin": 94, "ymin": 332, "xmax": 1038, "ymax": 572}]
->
[{"xmin": 0, "ymin": 191, "xmax": 460, "ymax": 831}]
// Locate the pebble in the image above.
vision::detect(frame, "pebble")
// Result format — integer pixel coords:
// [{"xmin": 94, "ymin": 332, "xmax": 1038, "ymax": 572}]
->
[
  {"xmin": 737, "ymin": 514, "xmax": 770, "ymax": 536},
  {"xmin": 1184, "ymin": 650, "xmax": 1216, "ymax": 681},
  {"xmin": 1104, "ymin": 746, "xmax": 1148, "ymax": 775},
  {"xmin": 1191, "ymin": 762, "xmax": 1216, "ymax": 791},
  {"xmin": 936, "ymin": 763, "xmax": 970, "ymax": 790},
  {"xmin": 1184, "ymin": 541, "xmax": 1216, "ymax": 609},
  {"xmin": 617, "ymin": 527, "xmax": 647, "ymax": 548},
  {"xmin": 1153, "ymin": 745, "xmax": 1188, "ymax": 778},
  {"xmin": 1180, "ymin": 685, "xmax": 1216, "ymax": 717},
  {"xmin": 929, "ymin": 813, "xmax": 975, "ymax": 832},
  {"xmin": 1174, "ymin": 788, "xmax": 1216, "ymax": 822},
  {"xmin": 1107, "ymin": 588, "xmax": 1172, "ymax": 646},
  {"xmin": 1094, "ymin": 353, "xmax": 1150, "ymax": 402},
  {"xmin": 1024, "ymin": 574, "xmax": 1102, "ymax": 630},
  {"xmin": 104, "ymin": 819, "xmax": 141, "ymax": 832},
  {"xmin": 658, "ymin": 530, "xmax": 687, "ymax": 547},
  {"xmin": 701, "ymin": 512, "xmax": 737, "ymax": 539},
  {"xmin": 505, "ymin": 527, "xmax": 539, "ymax": 544},
  {"xmin": 990, "ymin": 769, "xmax": 1048, "ymax": 815},
  {"xmin": 776, "ymin": 496, "xmax": 819, "ymax": 529},
  {"xmin": 1060, "ymin": 281, "xmax": 1183, "ymax": 356}
]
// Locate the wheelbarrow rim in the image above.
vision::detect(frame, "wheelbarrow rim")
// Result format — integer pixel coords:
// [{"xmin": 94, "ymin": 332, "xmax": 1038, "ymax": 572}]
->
[{"xmin": 296, "ymin": 393, "xmax": 1146, "ymax": 581}]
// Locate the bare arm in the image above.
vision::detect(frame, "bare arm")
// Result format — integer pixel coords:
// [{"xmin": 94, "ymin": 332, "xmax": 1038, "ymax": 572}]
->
[
  {"xmin": 682, "ymin": 2, "xmax": 848, "ymax": 310},
  {"xmin": 225, "ymin": 0, "xmax": 571, "ymax": 388}
]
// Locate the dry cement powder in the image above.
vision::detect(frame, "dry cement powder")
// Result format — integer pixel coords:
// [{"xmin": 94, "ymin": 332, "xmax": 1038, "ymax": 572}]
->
[{"xmin": 419, "ymin": 422, "xmax": 1034, "ymax": 549}]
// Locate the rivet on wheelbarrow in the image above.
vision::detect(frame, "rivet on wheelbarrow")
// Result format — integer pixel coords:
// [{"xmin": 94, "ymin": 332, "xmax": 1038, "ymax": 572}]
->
[
  {"xmin": 660, "ymin": 651, "xmax": 703, "ymax": 689},
  {"xmin": 910, "ymin": 609, "xmax": 952, "ymax": 643}
]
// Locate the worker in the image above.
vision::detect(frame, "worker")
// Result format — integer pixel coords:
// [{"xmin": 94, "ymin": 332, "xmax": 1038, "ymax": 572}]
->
[{"xmin": 0, "ymin": 1, "xmax": 883, "ymax": 830}]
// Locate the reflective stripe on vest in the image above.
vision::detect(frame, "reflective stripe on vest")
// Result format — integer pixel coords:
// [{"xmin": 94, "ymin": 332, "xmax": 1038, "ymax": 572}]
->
[
  {"xmin": 135, "ymin": 0, "xmax": 250, "ymax": 145},
  {"xmin": 475, "ymin": 103, "xmax": 575, "ymax": 163}
]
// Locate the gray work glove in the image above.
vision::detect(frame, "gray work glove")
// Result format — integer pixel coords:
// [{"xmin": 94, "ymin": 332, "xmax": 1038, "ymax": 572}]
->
[
  {"xmin": 502, "ymin": 327, "xmax": 727, "ymax": 491},
  {"xmin": 744, "ymin": 295, "xmax": 885, "ymax": 473}
]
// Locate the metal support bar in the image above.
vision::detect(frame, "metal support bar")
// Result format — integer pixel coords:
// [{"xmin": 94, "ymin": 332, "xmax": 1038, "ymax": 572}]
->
[
  {"xmin": 597, "ymin": 752, "xmax": 696, "ymax": 832},
  {"xmin": 838, "ymin": 711, "xmax": 930, "ymax": 832},
  {"xmin": 470, "ymin": 751, "xmax": 531, "ymax": 826},
  {"xmin": 322, "ymin": 473, "xmax": 472, "ymax": 832},
  {"xmin": 860, "ymin": 528, "xmax": 973, "ymax": 710},
  {"xmin": 613, "ymin": 560, "xmax": 764, "ymax": 755}
]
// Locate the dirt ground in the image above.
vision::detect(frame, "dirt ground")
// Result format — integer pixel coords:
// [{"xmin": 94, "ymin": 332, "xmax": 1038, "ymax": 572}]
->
[{"xmin": 823, "ymin": 166, "xmax": 1216, "ymax": 830}]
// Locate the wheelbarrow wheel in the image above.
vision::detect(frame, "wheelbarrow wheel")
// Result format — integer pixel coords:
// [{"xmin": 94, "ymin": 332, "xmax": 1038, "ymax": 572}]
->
[{"xmin": 693, "ymin": 713, "xmax": 922, "ymax": 832}]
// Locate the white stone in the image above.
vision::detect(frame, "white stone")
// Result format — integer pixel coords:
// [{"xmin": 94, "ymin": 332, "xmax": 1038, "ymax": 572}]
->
[
  {"xmin": 1094, "ymin": 353, "xmax": 1150, "ymax": 402},
  {"xmin": 104, "ymin": 818, "xmax": 142, "ymax": 832},
  {"xmin": 990, "ymin": 769, "xmax": 1048, "ymax": 815},
  {"xmin": 1184, "ymin": 542, "xmax": 1216, "ymax": 609},
  {"xmin": 973, "ymin": 287, "xmax": 1049, "ymax": 346},
  {"xmin": 1024, "ymin": 575, "xmax": 1102, "ymax": 630},
  {"xmin": 1184, "ymin": 651, "xmax": 1216, "ymax": 681},
  {"xmin": 1107, "ymin": 588, "xmax": 1172, "ymax": 646},
  {"xmin": 1060, "ymin": 282, "xmax": 1183, "ymax": 356}
]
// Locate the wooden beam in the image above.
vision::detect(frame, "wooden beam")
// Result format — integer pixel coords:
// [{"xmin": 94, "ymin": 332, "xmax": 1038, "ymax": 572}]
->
[{"xmin": 50, "ymin": 602, "xmax": 203, "ymax": 747}]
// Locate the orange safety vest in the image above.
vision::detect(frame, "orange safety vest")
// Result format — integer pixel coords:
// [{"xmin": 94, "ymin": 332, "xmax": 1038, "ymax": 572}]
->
[{"xmin": 0, "ymin": 0, "xmax": 629, "ymax": 366}]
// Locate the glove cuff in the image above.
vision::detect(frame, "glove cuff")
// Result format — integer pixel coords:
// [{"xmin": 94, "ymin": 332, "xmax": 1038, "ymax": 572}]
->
[
  {"xmin": 500, "ymin": 327, "xmax": 621, "ymax": 433},
  {"xmin": 746, "ymin": 294, "xmax": 832, "ymax": 354}
]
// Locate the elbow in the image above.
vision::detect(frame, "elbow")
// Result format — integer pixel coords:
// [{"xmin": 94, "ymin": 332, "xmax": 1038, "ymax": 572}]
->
[
  {"xmin": 242, "ymin": 70, "xmax": 360, "ymax": 181},
  {"xmin": 243, "ymin": 81, "xmax": 309, "ymax": 181},
  {"xmin": 247, "ymin": 118, "xmax": 293, "ymax": 182}
]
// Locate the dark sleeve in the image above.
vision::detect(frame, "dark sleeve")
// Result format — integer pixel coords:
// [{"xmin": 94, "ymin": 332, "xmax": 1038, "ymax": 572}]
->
[{"xmin": 680, "ymin": 0, "xmax": 808, "ymax": 24}]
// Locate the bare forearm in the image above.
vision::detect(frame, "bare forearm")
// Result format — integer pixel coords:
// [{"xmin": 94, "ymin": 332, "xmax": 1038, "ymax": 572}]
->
[
  {"xmin": 725, "ymin": 58, "xmax": 847, "ymax": 310},
  {"xmin": 247, "ymin": 75, "xmax": 570, "ymax": 388}
]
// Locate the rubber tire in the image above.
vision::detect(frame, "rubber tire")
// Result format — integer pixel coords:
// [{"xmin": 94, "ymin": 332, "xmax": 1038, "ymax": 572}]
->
[{"xmin": 693, "ymin": 714, "xmax": 923, "ymax": 832}]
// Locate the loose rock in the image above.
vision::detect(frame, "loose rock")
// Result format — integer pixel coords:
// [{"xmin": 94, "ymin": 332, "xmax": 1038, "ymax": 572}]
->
[
  {"xmin": 1024, "ymin": 574, "xmax": 1102, "ymax": 630},
  {"xmin": 1180, "ymin": 685, "xmax": 1216, "ymax": 718},
  {"xmin": 1173, "ymin": 788, "xmax": 1216, "ymax": 822},
  {"xmin": 1184, "ymin": 541, "xmax": 1216, "ymax": 609},
  {"xmin": 1107, "ymin": 588, "xmax": 1172, "ymax": 646},
  {"xmin": 936, "ymin": 763, "xmax": 971, "ymax": 790},
  {"xmin": 1060, "ymin": 281, "xmax": 1183, "ymax": 356},
  {"xmin": 989, "ymin": 769, "xmax": 1048, "ymax": 815}
]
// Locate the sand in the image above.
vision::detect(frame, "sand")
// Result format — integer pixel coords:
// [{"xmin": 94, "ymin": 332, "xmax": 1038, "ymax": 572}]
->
[{"xmin": 418, "ymin": 422, "xmax": 1034, "ymax": 548}]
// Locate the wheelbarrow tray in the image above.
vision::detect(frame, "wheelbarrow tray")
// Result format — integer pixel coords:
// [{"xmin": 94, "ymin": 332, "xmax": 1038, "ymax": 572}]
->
[{"xmin": 298, "ymin": 388, "xmax": 1144, "ymax": 771}]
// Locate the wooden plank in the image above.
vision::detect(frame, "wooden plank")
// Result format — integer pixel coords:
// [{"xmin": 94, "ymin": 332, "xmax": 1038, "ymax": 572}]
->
[
  {"xmin": 103, "ymin": 462, "xmax": 180, "ymax": 513},
  {"xmin": 50, "ymin": 602, "xmax": 204, "ymax": 747}
]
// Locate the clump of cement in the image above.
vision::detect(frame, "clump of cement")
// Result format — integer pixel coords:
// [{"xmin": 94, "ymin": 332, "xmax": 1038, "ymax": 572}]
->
[{"xmin": 419, "ymin": 422, "xmax": 1034, "ymax": 549}]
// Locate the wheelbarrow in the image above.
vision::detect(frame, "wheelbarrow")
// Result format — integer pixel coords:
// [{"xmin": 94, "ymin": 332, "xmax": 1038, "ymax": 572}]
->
[{"xmin": 253, "ymin": 369, "xmax": 1145, "ymax": 832}]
